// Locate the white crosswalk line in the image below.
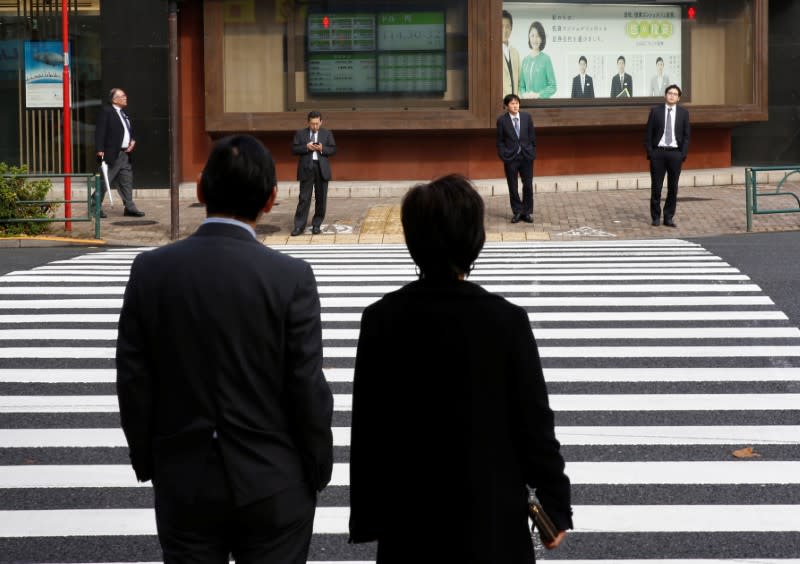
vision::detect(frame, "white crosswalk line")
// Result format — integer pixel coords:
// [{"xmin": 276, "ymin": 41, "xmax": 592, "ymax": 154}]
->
[
  {"xmin": 1, "ymin": 505, "xmax": 798, "ymax": 537},
  {"xmin": 2, "ymin": 242, "xmax": 799, "ymax": 563}
]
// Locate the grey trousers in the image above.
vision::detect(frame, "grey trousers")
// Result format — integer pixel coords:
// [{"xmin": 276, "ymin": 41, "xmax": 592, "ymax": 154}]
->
[{"xmin": 96, "ymin": 151, "xmax": 136, "ymax": 210}]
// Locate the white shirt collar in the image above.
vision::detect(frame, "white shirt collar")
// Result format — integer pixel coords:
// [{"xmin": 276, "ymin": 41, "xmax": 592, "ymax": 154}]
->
[{"xmin": 202, "ymin": 217, "xmax": 256, "ymax": 239}]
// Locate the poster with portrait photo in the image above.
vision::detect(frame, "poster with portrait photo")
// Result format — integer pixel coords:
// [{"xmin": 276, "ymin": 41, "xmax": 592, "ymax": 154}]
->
[{"xmin": 501, "ymin": 2, "xmax": 683, "ymax": 102}]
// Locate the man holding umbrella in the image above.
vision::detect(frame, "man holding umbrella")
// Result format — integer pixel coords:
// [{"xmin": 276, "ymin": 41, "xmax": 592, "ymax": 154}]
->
[{"xmin": 92, "ymin": 87, "xmax": 145, "ymax": 218}]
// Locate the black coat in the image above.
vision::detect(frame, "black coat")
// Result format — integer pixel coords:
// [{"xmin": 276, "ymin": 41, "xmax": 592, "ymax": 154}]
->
[
  {"xmin": 116, "ymin": 223, "xmax": 334, "ymax": 506},
  {"xmin": 349, "ymin": 279, "xmax": 572, "ymax": 563},
  {"xmin": 645, "ymin": 104, "xmax": 691, "ymax": 161},
  {"xmin": 496, "ymin": 111, "xmax": 536, "ymax": 163},
  {"xmin": 292, "ymin": 127, "xmax": 336, "ymax": 181},
  {"xmin": 94, "ymin": 104, "xmax": 132, "ymax": 166},
  {"xmin": 571, "ymin": 74, "xmax": 595, "ymax": 98}
]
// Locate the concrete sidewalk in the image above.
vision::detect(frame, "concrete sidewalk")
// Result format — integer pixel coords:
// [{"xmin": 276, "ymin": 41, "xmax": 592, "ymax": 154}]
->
[{"xmin": 3, "ymin": 166, "xmax": 799, "ymax": 247}]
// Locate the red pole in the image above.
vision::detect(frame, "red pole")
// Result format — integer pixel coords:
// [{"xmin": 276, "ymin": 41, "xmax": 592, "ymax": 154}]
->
[{"xmin": 62, "ymin": 0, "xmax": 72, "ymax": 231}]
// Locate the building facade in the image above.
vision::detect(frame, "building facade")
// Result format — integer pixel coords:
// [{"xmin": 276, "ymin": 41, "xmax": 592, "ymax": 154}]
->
[{"xmin": 0, "ymin": 0, "xmax": 794, "ymax": 188}]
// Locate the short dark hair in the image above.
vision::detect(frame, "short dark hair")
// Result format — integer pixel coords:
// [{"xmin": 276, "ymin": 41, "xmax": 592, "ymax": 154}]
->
[
  {"xmin": 665, "ymin": 84, "xmax": 682, "ymax": 97},
  {"xmin": 579, "ymin": 55, "xmax": 587, "ymax": 64},
  {"xmin": 656, "ymin": 56, "xmax": 664, "ymax": 64},
  {"xmin": 617, "ymin": 55, "xmax": 626, "ymax": 65},
  {"xmin": 503, "ymin": 93, "xmax": 520, "ymax": 107},
  {"xmin": 502, "ymin": 9, "xmax": 513, "ymax": 26},
  {"xmin": 200, "ymin": 134, "xmax": 276, "ymax": 221},
  {"xmin": 308, "ymin": 110, "xmax": 322, "ymax": 121},
  {"xmin": 528, "ymin": 21, "xmax": 546, "ymax": 50},
  {"xmin": 401, "ymin": 174, "xmax": 485, "ymax": 280}
]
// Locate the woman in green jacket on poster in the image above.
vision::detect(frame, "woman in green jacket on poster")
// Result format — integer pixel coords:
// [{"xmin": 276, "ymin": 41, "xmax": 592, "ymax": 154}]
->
[{"xmin": 519, "ymin": 20, "xmax": 557, "ymax": 100}]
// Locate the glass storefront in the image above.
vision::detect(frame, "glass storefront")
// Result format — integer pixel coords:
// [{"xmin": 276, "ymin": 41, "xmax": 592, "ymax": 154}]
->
[{"xmin": 0, "ymin": 1, "xmax": 101, "ymax": 173}]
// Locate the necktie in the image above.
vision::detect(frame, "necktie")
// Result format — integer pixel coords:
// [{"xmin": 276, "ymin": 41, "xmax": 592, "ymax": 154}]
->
[
  {"xmin": 665, "ymin": 108, "xmax": 673, "ymax": 145},
  {"xmin": 120, "ymin": 110, "xmax": 131, "ymax": 132},
  {"xmin": 513, "ymin": 116, "xmax": 520, "ymax": 137}
]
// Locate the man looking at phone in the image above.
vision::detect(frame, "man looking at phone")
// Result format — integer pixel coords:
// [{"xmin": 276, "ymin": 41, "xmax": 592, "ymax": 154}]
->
[{"xmin": 291, "ymin": 111, "xmax": 337, "ymax": 236}]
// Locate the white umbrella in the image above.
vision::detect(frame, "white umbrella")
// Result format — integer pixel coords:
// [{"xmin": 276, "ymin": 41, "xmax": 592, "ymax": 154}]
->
[{"xmin": 99, "ymin": 161, "xmax": 114, "ymax": 207}]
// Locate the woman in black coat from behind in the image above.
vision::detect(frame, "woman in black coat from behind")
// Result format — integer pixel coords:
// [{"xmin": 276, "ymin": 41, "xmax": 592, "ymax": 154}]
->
[{"xmin": 349, "ymin": 174, "xmax": 573, "ymax": 563}]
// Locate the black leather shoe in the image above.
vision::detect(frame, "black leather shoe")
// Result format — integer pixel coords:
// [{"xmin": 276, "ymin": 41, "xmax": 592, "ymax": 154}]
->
[
  {"xmin": 664, "ymin": 219, "xmax": 677, "ymax": 227},
  {"xmin": 311, "ymin": 226, "xmax": 322, "ymax": 235},
  {"xmin": 290, "ymin": 227, "xmax": 304, "ymax": 236},
  {"xmin": 511, "ymin": 213, "xmax": 521, "ymax": 224},
  {"xmin": 651, "ymin": 219, "xmax": 660, "ymax": 226},
  {"xmin": 124, "ymin": 208, "xmax": 145, "ymax": 217},
  {"xmin": 522, "ymin": 214, "xmax": 533, "ymax": 223}
]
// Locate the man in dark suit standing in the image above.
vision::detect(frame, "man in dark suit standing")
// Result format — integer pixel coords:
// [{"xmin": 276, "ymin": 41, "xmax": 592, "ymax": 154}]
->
[
  {"xmin": 496, "ymin": 93, "xmax": 536, "ymax": 224},
  {"xmin": 92, "ymin": 88, "xmax": 144, "ymax": 218},
  {"xmin": 116, "ymin": 134, "xmax": 334, "ymax": 563},
  {"xmin": 645, "ymin": 84, "xmax": 690, "ymax": 227},
  {"xmin": 291, "ymin": 110, "xmax": 336, "ymax": 236},
  {"xmin": 610, "ymin": 56, "xmax": 633, "ymax": 98},
  {"xmin": 570, "ymin": 55, "xmax": 594, "ymax": 98}
]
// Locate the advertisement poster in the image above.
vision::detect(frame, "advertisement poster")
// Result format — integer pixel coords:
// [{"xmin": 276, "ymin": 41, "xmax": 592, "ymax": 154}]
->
[
  {"xmin": 24, "ymin": 41, "xmax": 66, "ymax": 108},
  {"xmin": 502, "ymin": 2, "xmax": 682, "ymax": 100}
]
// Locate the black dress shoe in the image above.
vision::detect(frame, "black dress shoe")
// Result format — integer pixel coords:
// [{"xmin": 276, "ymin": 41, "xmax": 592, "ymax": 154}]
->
[
  {"xmin": 663, "ymin": 219, "xmax": 677, "ymax": 227},
  {"xmin": 651, "ymin": 219, "xmax": 660, "ymax": 226},
  {"xmin": 311, "ymin": 226, "xmax": 322, "ymax": 235},
  {"xmin": 290, "ymin": 227, "xmax": 304, "ymax": 236},
  {"xmin": 511, "ymin": 213, "xmax": 521, "ymax": 224},
  {"xmin": 124, "ymin": 208, "xmax": 145, "ymax": 217},
  {"xmin": 522, "ymin": 214, "xmax": 533, "ymax": 223}
]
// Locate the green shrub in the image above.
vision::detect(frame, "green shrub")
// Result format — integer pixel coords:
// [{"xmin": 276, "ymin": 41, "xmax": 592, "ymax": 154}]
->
[{"xmin": 0, "ymin": 163, "xmax": 54, "ymax": 236}]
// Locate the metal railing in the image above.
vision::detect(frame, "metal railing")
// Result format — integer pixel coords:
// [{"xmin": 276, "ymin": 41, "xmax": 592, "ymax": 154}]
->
[
  {"xmin": 745, "ymin": 166, "xmax": 800, "ymax": 232},
  {"xmin": 0, "ymin": 173, "xmax": 103, "ymax": 239}
]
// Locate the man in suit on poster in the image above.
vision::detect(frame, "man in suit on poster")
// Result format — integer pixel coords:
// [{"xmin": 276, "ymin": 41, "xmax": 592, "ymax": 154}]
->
[
  {"xmin": 502, "ymin": 9, "xmax": 521, "ymax": 97},
  {"xmin": 92, "ymin": 87, "xmax": 145, "ymax": 218},
  {"xmin": 116, "ymin": 134, "xmax": 334, "ymax": 563},
  {"xmin": 570, "ymin": 55, "xmax": 594, "ymax": 98},
  {"xmin": 645, "ymin": 84, "xmax": 690, "ymax": 227},
  {"xmin": 610, "ymin": 56, "xmax": 633, "ymax": 98},
  {"xmin": 496, "ymin": 93, "xmax": 536, "ymax": 224},
  {"xmin": 291, "ymin": 110, "xmax": 336, "ymax": 236}
]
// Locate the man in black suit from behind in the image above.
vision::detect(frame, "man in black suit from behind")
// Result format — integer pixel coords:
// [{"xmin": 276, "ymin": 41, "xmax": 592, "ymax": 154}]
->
[
  {"xmin": 291, "ymin": 110, "xmax": 336, "ymax": 236},
  {"xmin": 610, "ymin": 56, "xmax": 633, "ymax": 98},
  {"xmin": 496, "ymin": 93, "xmax": 536, "ymax": 224},
  {"xmin": 645, "ymin": 84, "xmax": 690, "ymax": 227},
  {"xmin": 92, "ymin": 87, "xmax": 144, "ymax": 217},
  {"xmin": 570, "ymin": 55, "xmax": 594, "ymax": 98},
  {"xmin": 116, "ymin": 134, "xmax": 334, "ymax": 563}
]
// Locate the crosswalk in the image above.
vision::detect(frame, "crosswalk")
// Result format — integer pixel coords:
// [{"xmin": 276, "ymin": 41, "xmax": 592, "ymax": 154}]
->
[{"xmin": 1, "ymin": 240, "xmax": 799, "ymax": 563}]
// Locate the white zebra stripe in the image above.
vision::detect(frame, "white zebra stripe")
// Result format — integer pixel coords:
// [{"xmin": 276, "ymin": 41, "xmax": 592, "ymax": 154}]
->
[
  {"xmin": 0, "ymin": 505, "xmax": 797, "ymax": 537},
  {"xmin": 2, "ymin": 426, "xmax": 797, "ymax": 448},
  {"xmin": 2, "ymin": 460, "xmax": 798, "ymax": 488}
]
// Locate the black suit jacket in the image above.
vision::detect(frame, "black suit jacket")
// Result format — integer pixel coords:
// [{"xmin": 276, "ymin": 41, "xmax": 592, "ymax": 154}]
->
[
  {"xmin": 95, "ymin": 104, "xmax": 132, "ymax": 166},
  {"xmin": 349, "ymin": 279, "xmax": 572, "ymax": 560},
  {"xmin": 292, "ymin": 127, "xmax": 336, "ymax": 181},
  {"xmin": 645, "ymin": 104, "xmax": 691, "ymax": 161},
  {"xmin": 571, "ymin": 74, "xmax": 595, "ymax": 98},
  {"xmin": 116, "ymin": 223, "xmax": 334, "ymax": 506},
  {"xmin": 610, "ymin": 73, "xmax": 633, "ymax": 98},
  {"xmin": 496, "ymin": 111, "xmax": 536, "ymax": 163}
]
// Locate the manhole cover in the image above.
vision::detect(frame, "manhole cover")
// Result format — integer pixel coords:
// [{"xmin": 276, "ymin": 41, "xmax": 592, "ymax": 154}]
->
[
  {"xmin": 677, "ymin": 197, "xmax": 712, "ymax": 202},
  {"xmin": 255, "ymin": 224, "xmax": 281, "ymax": 235},
  {"xmin": 109, "ymin": 220, "xmax": 159, "ymax": 226}
]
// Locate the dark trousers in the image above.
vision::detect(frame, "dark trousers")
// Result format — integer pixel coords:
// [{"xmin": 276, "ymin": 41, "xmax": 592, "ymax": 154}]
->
[
  {"xmin": 293, "ymin": 161, "xmax": 328, "ymax": 230},
  {"xmin": 154, "ymin": 447, "xmax": 316, "ymax": 564},
  {"xmin": 94, "ymin": 151, "xmax": 136, "ymax": 210},
  {"xmin": 503, "ymin": 155, "xmax": 534, "ymax": 215},
  {"xmin": 649, "ymin": 148, "xmax": 683, "ymax": 221}
]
